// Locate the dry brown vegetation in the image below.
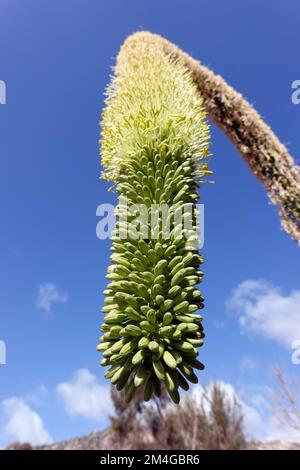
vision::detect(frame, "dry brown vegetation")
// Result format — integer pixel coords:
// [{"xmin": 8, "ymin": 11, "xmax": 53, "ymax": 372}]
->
[
  {"xmin": 107, "ymin": 383, "xmax": 247, "ymax": 450},
  {"xmin": 271, "ymin": 366, "xmax": 300, "ymax": 435}
]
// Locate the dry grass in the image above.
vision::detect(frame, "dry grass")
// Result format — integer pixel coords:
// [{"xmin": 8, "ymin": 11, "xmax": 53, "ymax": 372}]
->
[{"xmin": 108, "ymin": 382, "xmax": 247, "ymax": 450}]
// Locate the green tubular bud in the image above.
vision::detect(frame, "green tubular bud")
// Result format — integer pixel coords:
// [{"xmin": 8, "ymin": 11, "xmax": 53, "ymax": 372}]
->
[
  {"xmin": 104, "ymin": 296, "xmax": 115, "ymax": 305},
  {"xmin": 154, "ymin": 259, "xmax": 168, "ymax": 276},
  {"xmin": 138, "ymin": 284, "xmax": 149, "ymax": 298},
  {"xmin": 140, "ymin": 320, "xmax": 154, "ymax": 333},
  {"xmin": 124, "ymin": 242, "xmax": 136, "ymax": 253},
  {"xmin": 168, "ymin": 388, "xmax": 180, "ymax": 404},
  {"xmin": 115, "ymin": 292, "xmax": 138, "ymax": 307},
  {"xmin": 140, "ymin": 305, "xmax": 151, "ymax": 316},
  {"xmin": 152, "ymin": 284, "xmax": 163, "ymax": 296},
  {"xmin": 168, "ymin": 286, "xmax": 181, "ymax": 298},
  {"xmin": 188, "ymin": 314, "xmax": 203, "ymax": 322},
  {"xmin": 129, "ymin": 273, "xmax": 144, "ymax": 284},
  {"xmin": 174, "ymin": 341, "xmax": 194, "ymax": 353},
  {"xmin": 138, "ymin": 239, "xmax": 148, "ymax": 255},
  {"xmin": 125, "ymin": 379, "xmax": 136, "ymax": 403},
  {"xmin": 173, "ymin": 301, "xmax": 189, "ymax": 313},
  {"xmin": 105, "ymin": 363, "xmax": 121, "ymax": 379},
  {"xmin": 163, "ymin": 312, "xmax": 173, "ymax": 326},
  {"xmin": 178, "ymin": 362, "xmax": 193, "ymax": 379},
  {"xmin": 184, "ymin": 276, "xmax": 198, "ymax": 286},
  {"xmin": 175, "ymin": 291, "xmax": 188, "ymax": 302},
  {"xmin": 125, "ymin": 307, "xmax": 142, "ymax": 322},
  {"xmin": 170, "ymin": 261, "xmax": 184, "ymax": 277},
  {"xmin": 99, "ymin": 334, "xmax": 110, "ymax": 342},
  {"xmin": 102, "ymin": 331, "xmax": 121, "ymax": 341},
  {"xmin": 102, "ymin": 289, "xmax": 113, "ymax": 296},
  {"xmin": 186, "ymin": 372, "xmax": 198, "ymax": 384},
  {"xmin": 110, "ymin": 254, "xmax": 131, "ymax": 269},
  {"xmin": 132, "ymin": 348, "xmax": 147, "ymax": 366},
  {"xmin": 177, "ymin": 371, "xmax": 190, "ymax": 391},
  {"xmin": 148, "ymin": 340, "xmax": 159, "ymax": 353},
  {"xmin": 182, "ymin": 267, "xmax": 196, "ymax": 277},
  {"xmin": 155, "ymin": 295, "xmax": 164, "ymax": 306},
  {"xmin": 102, "ymin": 304, "xmax": 118, "ymax": 313},
  {"xmin": 188, "ymin": 304, "xmax": 199, "ymax": 313},
  {"xmin": 171, "ymin": 350, "xmax": 182, "ymax": 365},
  {"xmin": 138, "ymin": 337, "xmax": 150, "ymax": 349},
  {"xmin": 157, "ymin": 342, "xmax": 165, "ymax": 359},
  {"xmin": 186, "ymin": 338, "xmax": 203, "ymax": 347},
  {"xmin": 177, "ymin": 362, "xmax": 198, "ymax": 384},
  {"xmin": 96, "ymin": 342, "xmax": 112, "ymax": 352},
  {"xmin": 182, "ymin": 252, "xmax": 194, "ymax": 267},
  {"xmin": 152, "ymin": 359, "xmax": 166, "ymax": 381},
  {"xmin": 161, "ymin": 299, "xmax": 173, "ymax": 313},
  {"xmin": 144, "ymin": 376, "xmax": 154, "ymax": 401},
  {"xmin": 134, "ymin": 365, "xmax": 148, "ymax": 387},
  {"xmin": 165, "ymin": 370, "xmax": 176, "ymax": 392},
  {"xmin": 143, "ymin": 272, "xmax": 155, "ymax": 283},
  {"xmin": 165, "ymin": 245, "xmax": 176, "ymax": 257},
  {"xmin": 146, "ymin": 308, "xmax": 156, "ymax": 328},
  {"xmin": 116, "ymin": 370, "xmax": 132, "ymax": 391},
  {"xmin": 159, "ymin": 326, "xmax": 173, "ymax": 337},
  {"xmin": 172, "ymin": 329, "xmax": 182, "ymax": 340},
  {"xmin": 171, "ymin": 269, "xmax": 186, "ymax": 287},
  {"xmin": 100, "ymin": 357, "xmax": 110, "ymax": 366},
  {"xmin": 119, "ymin": 340, "xmax": 137, "ymax": 357},
  {"xmin": 105, "ymin": 313, "xmax": 127, "ymax": 324},
  {"xmin": 114, "ymin": 265, "xmax": 131, "ymax": 277},
  {"xmin": 110, "ymin": 353, "xmax": 127, "ymax": 364},
  {"xmin": 147, "ymin": 309, "xmax": 156, "ymax": 323},
  {"xmin": 111, "ymin": 364, "xmax": 128, "ymax": 384},
  {"xmin": 155, "ymin": 242, "xmax": 163, "ymax": 257},
  {"xmin": 184, "ymin": 323, "xmax": 199, "ymax": 333},
  {"xmin": 131, "ymin": 257, "xmax": 144, "ymax": 271},
  {"xmin": 176, "ymin": 322, "xmax": 188, "ymax": 332},
  {"xmin": 147, "ymin": 249, "xmax": 157, "ymax": 263},
  {"xmin": 109, "ymin": 325, "xmax": 123, "ymax": 335},
  {"xmin": 103, "ymin": 347, "xmax": 115, "ymax": 358},
  {"xmin": 106, "ymin": 273, "xmax": 123, "ymax": 281},
  {"xmin": 124, "ymin": 325, "xmax": 142, "ymax": 337},
  {"xmin": 163, "ymin": 350, "xmax": 177, "ymax": 369},
  {"xmin": 184, "ymin": 358, "xmax": 205, "ymax": 370},
  {"xmin": 175, "ymin": 315, "xmax": 195, "ymax": 324},
  {"xmin": 100, "ymin": 324, "xmax": 111, "ymax": 332},
  {"xmin": 111, "ymin": 338, "xmax": 128, "ymax": 353},
  {"xmin": 168, "ymin": 256, "xmax": 182, "ymax": 271},
  {"xmin": 154, "ymin": 274, "xmax": 165, "ymax": 285},
  {"xmin": 153, "ymin": 377, "xmax": 162, "ymax": 397}
]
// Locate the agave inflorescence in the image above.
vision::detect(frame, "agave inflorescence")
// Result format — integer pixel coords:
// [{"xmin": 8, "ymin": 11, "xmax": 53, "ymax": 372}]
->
[{"xmin": 98, "ymin": 41, "xmax": 211, "ymax": 403}]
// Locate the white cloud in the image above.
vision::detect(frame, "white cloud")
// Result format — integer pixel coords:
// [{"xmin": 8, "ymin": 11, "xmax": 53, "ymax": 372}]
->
[
  {"xmin": 1, "ymin": 398, "xmax": 53, "ymax": 446},
  {"xmin": 226, "ymin": 280, "xmax": 300, "ymax": 348},
  {"xmin": 57, "ymin": 369, "xmax": 112, "ymax": 421},
  {"xmin": 36, "ymin": 283, "xmax": 68, "ymax": 314}
]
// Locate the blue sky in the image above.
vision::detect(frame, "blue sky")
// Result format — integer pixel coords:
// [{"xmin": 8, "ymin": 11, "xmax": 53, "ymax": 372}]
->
[{"xmin": 0, "ymin": 0, "xmax": 300, "ymax": 447}]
